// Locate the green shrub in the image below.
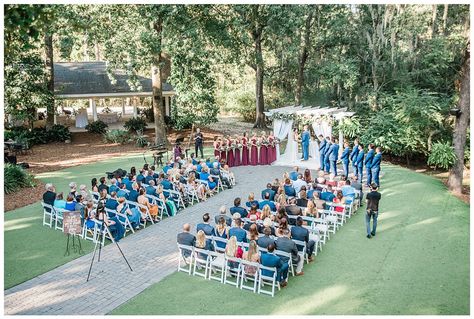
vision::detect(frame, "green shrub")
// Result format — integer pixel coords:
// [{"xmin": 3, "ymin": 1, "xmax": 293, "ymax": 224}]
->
[
  {"xmin": 139, "ymin": 107, "xmax": 154, "ymax": 123},
  {"xmin": 4, "ymin": 164, "xmax": 36, "ymax": 194},
  {"xmin": 427, "ymin": 142, "xmax": 457, "ymax": 170},
  {"xmin": 124, "ymin": 117, "xmax": 148, "ymax": 133},
  {"xmin": 234, "ymin": 92, "xmax": 256, "ymax": 123},
  {"xmin": 85, "ymin": 120, "xmax": 108, "ymax": 134},
  {"xmin": 135, "ymin": 131, "xmax": 149, "ymax": 148},
  {"xmin": 47, "ymin": 124, "xmax": 71, "ymax": 142},
  {"xmin": 103, "ymin": 129, "xmax": 132, "ymax": 145}
]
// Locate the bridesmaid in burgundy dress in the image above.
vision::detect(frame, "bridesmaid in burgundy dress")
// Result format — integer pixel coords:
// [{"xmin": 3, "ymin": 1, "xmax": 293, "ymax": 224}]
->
[
  {"xmin": 259, "ymin": 132, "xmax": 268, "ymax": 165},
  {"xmin": 213, "ymin": 137, "xmax": 220, "ymax": 159},
  {"xmin": 250, "ymin": 133, "xmax": 258, "ymax": 166},
  {"xmin": 226, "ymin": 137, "xmax": 235, "ymax": 167},
  {"xmin": 234, "ymin": 135, "xmax": 241, "ymax": 166},
  {"xmin": 267, "ymin": 132, "xmax": 276, "ymax": 163},
  {"xmin": 219, "ymin": 137, "xmax": 227, "ymax": 164},
  {"xmin": 241, "ymin": 132, "xmax": 249, "ymax": 166}
]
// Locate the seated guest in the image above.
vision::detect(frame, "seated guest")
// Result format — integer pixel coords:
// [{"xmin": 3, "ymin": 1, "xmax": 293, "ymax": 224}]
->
[
  {"xmin": 326, "ymin": 173, "xmax": 337, "ymax": 187},
  {"xmin": 128, "ymin": 183, "xmax": 140, "ymax": 202},
  {"xmin": 259, "ymin": 193, "xmax": 276, "ymax": 212},
  {"xmin": 333, "ymin": 190, "xmax": 346, "ymax": 213},
  {"xmin": 177, "ymin": 223, "xmax": 196, "ymax": 257},
  {"xmin": 320, "ymin": 185, "xmax": 336, "ymax": 202},
  {"xmin": 296, "ymin": 190, "xmax": 309, "ymax": 208},
  {"xmin": 275, "ymin": 207, "xmax": 288, "ymax": 225},
  {"xmin": 117, "ymin": 183, "xmax": 129, "ymax": 200},
  {"xmin": 83, "ymin": 201, "xmax": 96, "ymax": 230},
  {"xmin": 245, "ymin": 193, "xmax": 259, "ymax": 208},
  {"xmin": 291, "ymin": 216, "xmax": 315, "ymax": 261},
  {"xmin": 307, "ymin": 183, "xmax": 319, "ymax": 200},
  {"xmin": 136, "ymin": 169, "xmax": 146, "ymax": 184},
  {"xmin": 225, "ymin": 236, "xmax": 243, "ymax": 269},
  {"xmin": 161, "ymin": 176, "xmax": 173, "ymax": 190},
  {"xmin": 303, "ymin": 169, "xmax": 312, "ymax": 184},
  {"xmin": 313, "ymin": 192, "xmax": 326, "ymax": 210},
  {"xmin": 196, "ymin": 213, "xmax": 216, "ymax": 236},
  {"xmin": 215, "ymin": 216, "xmax": 230, "ymax": 249},
  {"xmin": 275, "ymin": 190, "xmax": 287, "ymax": 211},
  {"xmin": 262, "ymin": 217, "xmax": 276, "ymax": 236},
  {"xmin": 230, "ymin": 197, "xmax": 248, "ymax": 218},
  {"xmin": 74, "ymin": 195, "xmax": 85, "ymax": 216},
  {"xmin": 68, "ymin": 182, "xmax": 77, "ymax": 199},
  {"xmin": 231, "ymin": 212, "xmax": 241, "ymax": 227},
  {"xmin": 275, "ymin": 218, "xmax": 290, "ymax": 237},
  {"xmin": 289, "ymin": 166, "xmax": 299, "ymax": 181},
  {"xmin": 137, "ymin": 188, "xmax": 159, "ymax": 222},
  {"xmin": 96, "ymin": 203, "xmax": 125, "ymax": 242},
  {"xmin": 195, "ymin": 230, "xmax": 214, "ymax": 259},
  {"xmin": 215, "ymin": 205, "xmax": 232, "ymax": 226},
  {"xmin": 337, "ymin": 175, "xmax": 347, "ymax": 188},
  {"xmin": 261, "ymin": 183, "xmax": 276, "ymax": 201},
  {"xmin": 200, "ymin": 167, "xmax": 217, "ymax": 191},
  {"xmin": 271, "ymin": 179, "xmax": 280, "ymax": 192},
  {"xmin": 54, "ymin": 192, "xmax": 66, "ymax": 209},
  {"xmin": 79, "ymin": 184, "xmax": 90, "ymax": 201},
  {"xmin": 105, "ymin": 192, "xmax": 119, "ymax": 211},
  {"xmin": 229, "ymin": 218, "xmax": 247, "ymax": 243},
  {"xmin": 116, "ymin": 197, "xmax": 141, "ymax": 229},
  {"xmin": 130, "ymin": 166, "xmax": 137, "ymax": 177},
  {"xmin": 283, "ymin": 178, "xmax": 296, "ymax": 197},
  {"xmin": 145, "ymin": 170, "xmax": 155, "ymax": 185},
  {"xmin": 146, "ymin": 180, "xmax": 158, "ymax": 197},
  {"xmin": 259, "ymin": 204, "xmax": 272, "ymax": 221},
  {"xmin": 244, "ymin": 214, "xmax": 258, "ymax": 231},
  {"xmin": 257, "ymin": 227, "xmax": 275, "ymax": 249},
  {"xmin": 292, "ymin": 174, "xmax": 307, "ymax": 194},
  {"xmin": 242, "ymin": 240, "xmax": 260, "ymax": 276},
  {"xmin": 98, "ymin": 176, "xmax": 109, "ymax": 193},
  {"xmin": 91, "ymin": 178, "xmax": 99, "ymax": 193},
  {"xmin": 275, "ymin": 227, "xmax": 304, "ymax": 276},
  {"xmin": 341, "ymin": 179, "xmax": 356, "ymax": 198},
  {"xmin": 124, "ymin": 174, "xmax": 134, "ymax": 191},
  {"xmin": 109, "ymin": 178, "xmax": 119, "ymax": 194},
  {"xmin": 210, "ymin": 162, "xmax": 231, "ymax": 188},
  {"xmin": 351, "ymin": 175, "xmax": 363, "ymax": 201},
  {"xmin": 261, "ymin": 243, "xmax": 288, "ymax": 287},
  {"xmin": 304, "ymin": 199, "xmax": 318, "ymax": 218},
  {"xmin": 247, "ymin": 223, "xmax": 260, "ymax": 241},
  {"xmin": 316, "ymin": 171, "xmax": 326, "ymax": 184},
  {"xmin": 42, "ymin": 183, "xmax": 56, "ymax": 208},
  {"xmin": 65, "ymin": 194, "xmax": 76, "ymax": 211},
  {"xmin": 285, "ymin": 198, "xmax": 303, "ymax": 225}
]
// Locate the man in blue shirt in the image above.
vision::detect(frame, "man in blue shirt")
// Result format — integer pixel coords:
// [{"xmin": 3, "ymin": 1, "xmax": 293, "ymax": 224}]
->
[
  {"xmin": 146, "ymin": 180, "xmax": 158, "ymax": 197},
  {"xmin": 329, "ymin": 138, "xmax": 339, "ymax": 176},
  {"xmin": 371, "ymin": 147, "xmax": 382, "ymax": 187},
  {"xmin": 340, "ymin": 141, "xmax": 351, "ymax": 178},
  {"xmin": 196, "ymin": 213, "xmax": 216, "ymax": 236},
  {"xmin": 350, "ymin": 139, "xmax": 360, "ymax": 177},
  {"xmin": 259, "ymin": 193, "xmax": 277, "ymax": 212},
  {"xmin": 229, "ymin": 197, "xmax": 248, "ymax": 218},
  {"xmin": 261, "ymin": 183, "xmax": 276, "ymax": 201},
  {"xmin": 364, "ymin": 143, "xmax": 375, "ymax": 187},
  {"xmin": 355, "ymin": 144, "xmax": 365, "ymax": 183},
  {"xmin": 318, "ymin": 135, "xmax": 326, "ymax": 171},
  {"xmin": 320, "ymin": 185, "xmax": 335, "ymax": 203},
  {"xmin": 229, "ymin": 218, "xmax": 247, "ymax": 242},
  {"xmin": 289, "ymin": 166, "xmax": 299, "ymax": 181},
  {"xmin": 260, "ymin": 243, "xmax": 288, "ymax": 287}
]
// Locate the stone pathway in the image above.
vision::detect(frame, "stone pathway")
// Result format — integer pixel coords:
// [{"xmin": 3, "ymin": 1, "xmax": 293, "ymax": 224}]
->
[{"xmin": 4, "ymin": 165, "xmax": 290, "ymax": 315}]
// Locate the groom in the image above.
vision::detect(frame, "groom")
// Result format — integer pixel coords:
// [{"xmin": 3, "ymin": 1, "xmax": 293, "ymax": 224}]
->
[{"xmin": 301, "ymin": 125, "xmax": 310, "ymax": 161}]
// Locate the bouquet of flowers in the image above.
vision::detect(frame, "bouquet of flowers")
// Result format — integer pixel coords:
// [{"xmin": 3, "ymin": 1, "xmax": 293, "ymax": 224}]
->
[
  {"xmin": 219, "ymin": 146, "xmax": 226, "ymax": 152},
  {"xmin": 231, "ymin": 143, "xmax": 236, "ymax": 150},
  {"xmin": 256, "ymin": 141, "xmax": 262, "ymax": 148},
  {"xmin": 261, "ymin": 138, "xmax": 269, "ymax": 147},
  {"xmin": 237, "ymin": 143, "xmax": 243, "ymax": 149}
]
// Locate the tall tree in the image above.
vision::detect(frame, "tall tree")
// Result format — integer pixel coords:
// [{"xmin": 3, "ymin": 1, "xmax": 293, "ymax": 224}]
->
[
  {"xmin": 447, "ymin": 45, "xmax": 470, "ymax": 194},
  {"xmin": 295, "ymin": 8, "xmax": 315, "ymax": 106}
]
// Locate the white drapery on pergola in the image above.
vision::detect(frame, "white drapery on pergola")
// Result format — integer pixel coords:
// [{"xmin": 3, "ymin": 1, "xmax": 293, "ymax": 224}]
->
[{"xmin": 265, "ymin": 105, "xmax": 355, "ymax": 169}]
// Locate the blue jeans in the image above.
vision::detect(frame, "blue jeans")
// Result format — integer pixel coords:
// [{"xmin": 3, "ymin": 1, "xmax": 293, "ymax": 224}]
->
[
  {"xmin": 365, "ymin": 211, "xmax": 378, "ymax": 235},
  {"xmin": 330, "ymin": 160, "xmax": 337, "ymax": 176},
  {"xmin": 343, "ymin": 161, "xmax": 349, "ymax": 177},
  {"xmin": 372, "ymin": 166, "xmax": 380, "ymax": 186},
  {"xmin": 366, "ymin": 166, "xmax": 373, "ymax": 185},
  {"xmin": 277, "ymin": 262, "xmax": 289, "ymax": 283}
]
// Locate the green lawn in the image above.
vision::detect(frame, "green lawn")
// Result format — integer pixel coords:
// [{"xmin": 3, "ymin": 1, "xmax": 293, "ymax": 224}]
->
[
  {"xmin": 110, "ymin": 165, "xmax": 469, "ymax": 315},
  {"xmin": 4, "ymin": 148, "xmax": 217, "ymax": 290}
]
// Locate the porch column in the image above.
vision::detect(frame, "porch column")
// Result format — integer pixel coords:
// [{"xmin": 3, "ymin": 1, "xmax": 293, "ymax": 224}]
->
[
  {"xmin": 338, "ymin": 118, "xmax": 344, "ymax": 157},
  {"xmin": 165, "ymin": 95, "xmax": 170, "ymax": 116},
  {"xmin": 122, "ymin": 98, "xmax": 126, "ymax": 117},
  {"xmin": 133, "ymin": 97, "xmax": 138, "ymax": 118},
  {"xmin": 90, "ymin": 98, "xmax": 97, "ymax": 121}
]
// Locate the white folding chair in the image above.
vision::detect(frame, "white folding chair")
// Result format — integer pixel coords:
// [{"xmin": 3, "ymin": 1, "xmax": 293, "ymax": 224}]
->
[
  {"xmin": 54, "ymin": 208, "xmax": 68, "ymax": 231},
  {"xmin": 224, "ymin": 256, "xmax": 242, "ymax": 287},
  {"xmin": 210, "ymin": 236, "xmax": 228, "ymax": 253},
  {"xmin": 240, "ymin": 260, "xmax": 260, "ymax": 293},
  {"xmin": 208, "ymin": 250, "xmax": 226, "ymax": 283},
  {"xmin": 258, "ymin": 265, "xmax": 279, "ymax": 297},
  {"xmin": 184, "ymin": 184, "xmax": 199, "ymax": 205},
  {"xmin": 177, "ymin": 244, "xmax": 194, "ymax": 274},
  {"xmin": 145, "ymin": 194, "xmax": 168, "ymax": 220},
  {"xmin": 192, "ymin": 248, "xmax": 210, "ymax": 279},
  {"xmin": 292, "ymin": 239, "xmax": 309, "ymax": 264},
  {"xmin": 135, "ymin": 202, "xmax": 155, "ymax": 227},
  {"xmin": 275, "ymin": 250, "xmax": 293, "ymax": 277},
  {"xmin": 112, "ymin": 209, "xmax": 135, "ymax": 235},
  {"xmin": 210, "ymin": 174, "xmax": 224, "ymax": 192},
  {"xmin": 168, "ymin": 189, "xmax": 185, "ymax": 210},
  {"xmin": 41, "ymin": 202, "xmax": 55, "ymax": 227},
  {"xmin": 82, "ymin": 218, "xmax": 96, "ymax": 242}
]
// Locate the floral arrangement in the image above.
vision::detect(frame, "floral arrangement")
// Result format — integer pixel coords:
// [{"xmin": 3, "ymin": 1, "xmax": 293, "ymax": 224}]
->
[{"xmin": 237, "ymin": 143, "xmax": 243, "ymax": 149}]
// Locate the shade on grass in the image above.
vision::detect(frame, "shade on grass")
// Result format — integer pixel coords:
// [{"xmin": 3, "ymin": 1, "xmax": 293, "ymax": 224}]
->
[
  {"xmin": 4, "ymin": 149, "xmax": 215, "ymax": 289},
  {"xmin": 110, "ymin": 165, "xmax": 469, "ymax": 315}
]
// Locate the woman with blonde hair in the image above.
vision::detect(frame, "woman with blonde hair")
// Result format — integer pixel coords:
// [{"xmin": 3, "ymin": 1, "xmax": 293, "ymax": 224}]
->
[
  {"xmin": 225, "ymin": 236, "xmax": 243, "ymax": 268},
  {"xmin": 275, "ymin": 190, "xmax": 287, "ymax": 211},
  {"xmin": 137, "ymin": 188, "xmax": 159, "ymax": 222},
  {"xmin": 247, "ymin": 223, "xmax": 260, "ymax": 241},
  {"xmin": 245, "ymin": 192, "xmax": 259, "ymax": 208},
  {"xmin": 304, "ymin": 199, "xmax": 318, "ymax": 218},
  {"xmin": 195, "ymin": 230, "xmax": 213, "ymax": 260},
  {"xmin": 260, "ymin": 204, "xmax": 272, "ymax": 221},
  {"xmin": 242, "ymin": 240, "xmax": 260, "ymax": 276},
  {"xmin": 316, "ymin": 170, "xmax": 326, "ymax": 184}
]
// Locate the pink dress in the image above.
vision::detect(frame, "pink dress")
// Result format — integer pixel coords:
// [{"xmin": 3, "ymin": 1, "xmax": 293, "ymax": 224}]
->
[
  {"xmin": 241, "ymin": 137, "xmax": 249, "ymax": 166},
  {"xmin": 267, "ymin": 136, "xmax": 276, "ymax": 163},
  {"xmin": 259, "ymin": 138, "xmax": 268, "ymax": 165},
  {"xmin": 250, "ymin": 138, "xmax": 258, "ymax": 166},
  {"xmin": 234, "ymin": 141, "xmax": 241, "ymax": 166},
  {"xmin": 214, "ymin": 142, "xmax": 220, "ymax": 158},
  {"xmin": 227, "ymin": 140, "xmax": 234, "ymax": 167}
]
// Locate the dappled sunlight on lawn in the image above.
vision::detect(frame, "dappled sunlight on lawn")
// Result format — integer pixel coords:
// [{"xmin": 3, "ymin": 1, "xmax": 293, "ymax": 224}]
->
[
  {"xmin": 407, "ymin": 217, "xmax": 440, "ymax": 229},
  {"xmin": 4, "ymin": 216, "xmax": 40, "ymax": 232},
  {"xmin": 270, "ymin": 284, "xmax": 351, "ymax": 315}
]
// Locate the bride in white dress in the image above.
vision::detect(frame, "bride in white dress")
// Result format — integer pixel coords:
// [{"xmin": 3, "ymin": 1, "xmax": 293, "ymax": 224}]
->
[{"xmin": 278, "ymin": 127, "xmax": 299, "ymax": 164}]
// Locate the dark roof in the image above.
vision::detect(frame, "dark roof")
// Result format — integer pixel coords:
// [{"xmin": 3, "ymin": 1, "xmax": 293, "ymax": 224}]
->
[{"xmin": 54, "ymin": 61, "xmax": 173, "ymax": 97}]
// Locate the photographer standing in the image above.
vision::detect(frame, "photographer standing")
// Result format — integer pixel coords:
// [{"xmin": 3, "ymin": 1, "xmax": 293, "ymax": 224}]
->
[
  {"xmin": 365, "ymin": 183, "xmax": 381, "ymax": 239},
  {"xmin": 194, "ymin": 128, "xmax": 204, "ymax": 159}
]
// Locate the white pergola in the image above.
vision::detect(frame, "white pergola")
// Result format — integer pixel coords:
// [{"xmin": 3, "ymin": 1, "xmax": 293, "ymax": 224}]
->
[{"xmin": 265, "ymin": 105, "xmax": 355, "ymax": 156}]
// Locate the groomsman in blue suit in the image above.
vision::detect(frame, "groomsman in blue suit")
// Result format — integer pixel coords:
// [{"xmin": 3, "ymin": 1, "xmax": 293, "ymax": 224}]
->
[
  {"xmin": 324, "ymin": 136, "xmax": 331, "ymax": 173},
  {"xmin": 340, "ymin": 141, "xmax": 351, "ymax": 177},
  {"xmin": 371, "ymin": 147, "xmax": 382, "ymax": 187},
  {"xmin": 301, "ymin": 125, "xmax": 310, "ymax": 161},
  {"xmin": 318, "ymin": 135, "xmax": 326, "ymax": 170},
  {"xmin": 355, "ymin": 144, "xmax": 365, "ymax": 182},
  {"xmin": 329, "ymin": 138, "xmax": 339, "ymax": 176},
  {"xmin": 350, "ymin": 139, "xmax": 359, "ymax": 177},
  {"xmin": 364, "ymin": 143, "xmax": 375, "ymax": 186}
]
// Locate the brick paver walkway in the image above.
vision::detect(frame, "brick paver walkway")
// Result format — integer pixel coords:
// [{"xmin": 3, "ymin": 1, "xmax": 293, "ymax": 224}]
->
[{"xmin": 4, "ymin": 165, "xmax": 290, "ymax": 315}]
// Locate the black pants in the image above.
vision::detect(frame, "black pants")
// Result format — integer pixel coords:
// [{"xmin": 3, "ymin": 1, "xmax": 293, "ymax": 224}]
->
[{"xmin": 195, "ymin": 143, "xmax": 203, "ymax": 158}]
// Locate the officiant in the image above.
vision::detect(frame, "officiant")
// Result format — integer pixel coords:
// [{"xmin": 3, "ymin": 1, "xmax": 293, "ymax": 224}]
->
[{"xmin": 194, "ymin": 128, "xmax": 204, "ymax": 159}]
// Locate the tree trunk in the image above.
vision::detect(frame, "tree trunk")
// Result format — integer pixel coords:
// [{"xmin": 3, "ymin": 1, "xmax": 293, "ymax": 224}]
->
[
  {"xmin": 151, "ymin": 18, "xmax": 167, "ymax": 146},
  {"xmin": 94, "ymin": 39, "xmax": 100, "ymax": 61},
  {"xmin": 295, "ymin": 11, "xmax": 314, "ymax": 106},
  {"xmin": 447, "ymin": 47, "xmax": 470, "ymax": 194},
  {"xmin": 253, "ymin": 26, "xmax": 266, "ymax": 129},
  {"xmin": 441, "ymin": 4, "xmax": 448, "ymax": 35},
  {"xmin": 44, "ymin": 33, "xmax": 55, "ymax": 128},
  {"xmin": 428, "ymin": 5, "xmax": 438, "ymax": 39}
]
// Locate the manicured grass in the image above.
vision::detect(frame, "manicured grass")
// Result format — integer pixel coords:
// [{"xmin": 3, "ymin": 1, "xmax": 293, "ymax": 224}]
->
[
  {"xmin": 110, "ymin": 165, "xmax": 469, "ymax": 315},
  {"xmin": 4, "ymin": 148, "xmax": 216, "ymax": 290}
]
